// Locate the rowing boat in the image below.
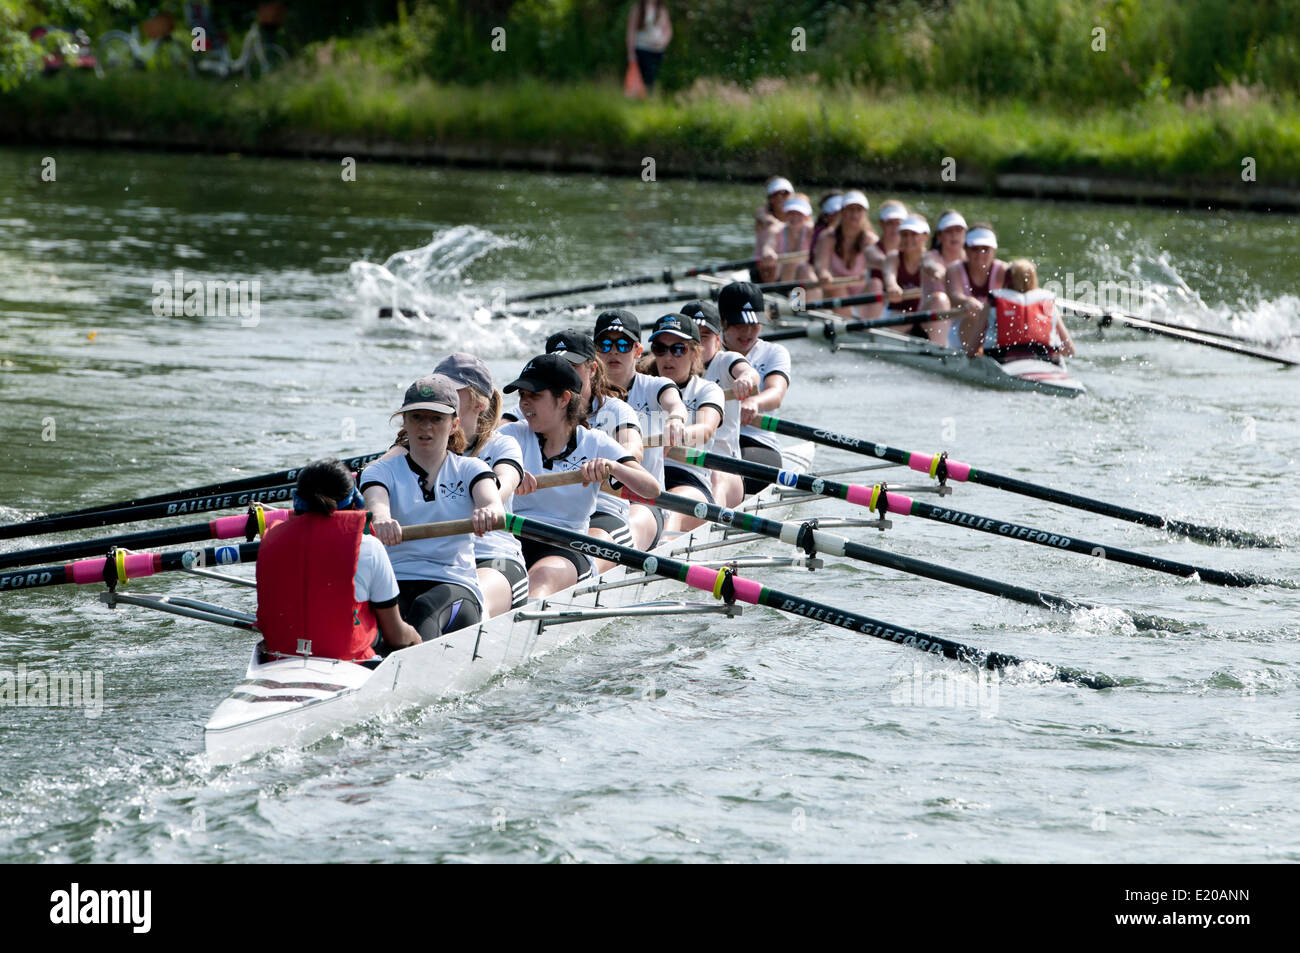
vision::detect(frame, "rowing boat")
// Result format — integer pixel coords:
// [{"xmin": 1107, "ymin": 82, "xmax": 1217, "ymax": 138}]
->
[
  {"xmin": 831, "ymin": 325, "xmax": 1086, "ymax": 398},
  {"xmin": 203, "ymin": 441, "xmax": 816, "ymax": 763}
]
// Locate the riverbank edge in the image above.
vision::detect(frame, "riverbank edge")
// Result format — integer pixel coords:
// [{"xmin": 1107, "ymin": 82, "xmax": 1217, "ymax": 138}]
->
[{"xmin": 9, "ymin": 122, "xmax": 1295, "ymax": 213}]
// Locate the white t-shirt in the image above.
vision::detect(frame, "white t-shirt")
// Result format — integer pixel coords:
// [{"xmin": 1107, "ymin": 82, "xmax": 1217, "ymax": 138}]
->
[
  {"xmin": 354, "ymin": 533, "xmax": 400, "ymax": 605},
  {"xmin": 499, "ymin": 420, "xmax": 635, "ymax": 533},
  {"xmin": 668, "ymin": 375, "xmax": 725, "ymax": 485},
  {"xmin": 704, "ymin": 349, "xmax": 749, "ymax": 459},
  {"xmin": 465, "ymin": 431, "xmax": 527, "ymax": 567},
  {"xmin": 358, "ymin": 452, "xmax": 494, "ymax": 605},
  {"xmin": 623, "ymin": 373, "xmax": 680, "ymax": 487},
  {"xmin": 589, "ymin": 394, "xmax": 641, "ymax": 521},
  {"xmin": 735, "ymin": 339, "xmax": 791, "ymax": 452}
]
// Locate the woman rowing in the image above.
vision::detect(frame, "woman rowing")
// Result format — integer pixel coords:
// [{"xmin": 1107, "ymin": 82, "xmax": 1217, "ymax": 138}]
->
[
  {"xmin": 808, "ymin": 190, "xmax": 887, "ymax": 318},
  {"xmin": 754, "ymin": 175, "xmax": 794, "ymax": 279},
  {"xmin": 360, "ymin": 375, "xmax": 506, "ymax": 641},
  {"xmin": 592, "ymin": 309, "xmax": 688, "ymax": 548},
  {"xmin": 498, "ymin": 353, "xmax": 659, "ymax": 597},
  {"xmin": 257, "ymin": 459, "xmax": 421, "ymax": 663},
  {"xmin": 717, "ymin": 281, "xmax": 791, "ymax": 494},
  {"xmin": 432, "ymin": 353, "xmax": 531, "ymax": 616},
  {"xmin": 757, "ymin": 193, "xmax": 814, "ymax": 283},
  {"xmin": 961, "ymin": 258, "xmax": 1076, "ymax": 363},
  {"xmin": 639, "ymin": 312, "xmax": 725, "ymax": 532},
  {"xmin": 887, "ymin": 214, "xmax": 957, "ymax": 345},
  {"xmin": 679, "ymin": 298, "xmax": 759, "ymax": 507},
  {"xmin": 947, "ymin": 223, "xmax": 1008, "ymax": 336},
  {"xmin": 544, "ymin": 327, "xmax": 644, "ymax": 568}
]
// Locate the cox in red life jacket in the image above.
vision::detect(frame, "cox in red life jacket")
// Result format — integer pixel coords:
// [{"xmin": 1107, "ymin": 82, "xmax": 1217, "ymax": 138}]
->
[
  {"xmin": 985, "ymin": 288, "xmax": 1059, "ymax": 362},
  {"xmin": 257, "ymin": 506, "xmax": 378, "ymax": 662}
]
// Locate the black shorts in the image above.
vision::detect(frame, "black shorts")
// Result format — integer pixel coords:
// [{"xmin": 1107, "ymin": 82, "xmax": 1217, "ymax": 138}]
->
[
  {"xmin": 476, "ymin": 556, "xmax": 530, "ymax": 608},
  {"xmin": 520, "ymin": 537, "xmax": 594, "ymax": 582},
  {"xmin": 738, "ymin": 435, "xmax": 784, "ymax": 496},
  {"xmin": 663, "ymin": 465, "xmax": 715, "ymax": 505},
  {"xmin": 396, "ymin": 580, "xmax": 482, "ymax": 642},
  {"xmin": 589, "ymin": 510, "xmax": 634, "ymax": 547}
]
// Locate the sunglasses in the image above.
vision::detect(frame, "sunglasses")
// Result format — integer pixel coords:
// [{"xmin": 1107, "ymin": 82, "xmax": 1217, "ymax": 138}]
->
[
  {"xmin": 596, "ymin": 337, "xmax": 636, "ymax": 353},
  {"xmin": 650, "ymin": 341, "xmax": 690, "ymax": 357}
]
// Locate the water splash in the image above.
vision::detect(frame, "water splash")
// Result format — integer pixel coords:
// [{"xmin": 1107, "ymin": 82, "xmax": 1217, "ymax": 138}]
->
[{"xmin": 346, "ymin": 226, "xmax": 542, "ymax": 355}]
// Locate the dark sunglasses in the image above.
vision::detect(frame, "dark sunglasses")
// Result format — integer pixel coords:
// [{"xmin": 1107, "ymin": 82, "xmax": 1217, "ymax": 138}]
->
[
  {"xmin": 596, "ymin": 337, "xmax": 636, "ymax": 353},
  {"xmin": 650, "ymin": 341, "xmax": 690, "ymax": 357}
]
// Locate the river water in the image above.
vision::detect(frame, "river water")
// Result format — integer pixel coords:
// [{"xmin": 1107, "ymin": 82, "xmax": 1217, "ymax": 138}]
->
[{"xmin": 1, "ymin": 146, "xmax": 1297, "ymax": 862}]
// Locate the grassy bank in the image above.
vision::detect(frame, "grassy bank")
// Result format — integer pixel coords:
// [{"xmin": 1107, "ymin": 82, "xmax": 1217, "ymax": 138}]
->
[{"xmin": 5, "ymin": 67, "xmax": 1300, "ymax": 192}]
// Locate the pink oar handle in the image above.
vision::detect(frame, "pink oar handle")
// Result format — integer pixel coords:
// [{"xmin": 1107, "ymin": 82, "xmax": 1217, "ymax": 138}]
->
[{"xmin": 67, "ymin": 552, "xmax": 160, "ymax": 585}]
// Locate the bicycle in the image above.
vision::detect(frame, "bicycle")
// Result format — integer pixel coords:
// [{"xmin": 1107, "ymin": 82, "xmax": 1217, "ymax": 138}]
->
[
  {"xmin": 97, "ymin": 12, "xmax": 192, "ymax": 74},
  {"xmin": 187, "ymin": 3, "xmax": 289, "ymax": 80}
]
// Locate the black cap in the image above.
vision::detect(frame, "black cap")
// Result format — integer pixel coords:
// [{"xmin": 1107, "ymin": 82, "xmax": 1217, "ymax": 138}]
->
[
  {"xmin": 545, "ymin": 328, "xmax": 596, "ymax": 364},
  {"xmin": 650, "ymin": 312, "xmax": 699, "ymax": 342},
  {"xmin": 594, "ymin": 309, "xmax": 641, "ymax": 342},
  {"xmin": 503, "ymin": 353, "xmax": 583, "ymax": 395},
  {"xmin": 678, "ymin": 299, "xmax": 721, "ymax": 336},
  {"xmin": 717, "ymin": 281, "xmax": 766, "ymax": 325}
]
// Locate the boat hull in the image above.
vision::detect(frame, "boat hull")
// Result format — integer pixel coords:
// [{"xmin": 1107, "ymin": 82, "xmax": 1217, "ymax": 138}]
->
[{"xmin": 204, "ymin": 442, "xmax": 814, "ymax": 763}]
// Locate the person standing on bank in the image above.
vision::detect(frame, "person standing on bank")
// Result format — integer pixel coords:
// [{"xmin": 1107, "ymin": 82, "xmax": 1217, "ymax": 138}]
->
[{"xmin": 627, "ymin": 1, "xmax": 672, "ymax": 93}]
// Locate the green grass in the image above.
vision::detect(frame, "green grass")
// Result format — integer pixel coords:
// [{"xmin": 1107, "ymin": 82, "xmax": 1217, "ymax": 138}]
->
[{"xmin": 6, "ymin": 66, "xmax": 1300, "ymax": 185}]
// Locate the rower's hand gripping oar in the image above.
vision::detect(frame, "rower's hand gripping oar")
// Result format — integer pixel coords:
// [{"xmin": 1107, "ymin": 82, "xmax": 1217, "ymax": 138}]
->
[
  {"xmin": 752, "ymin": 416, "xmax": 1281, "ymax": 550},
  {"xmin": 669, "ymin": 447, "xmax": 1292, "ymax": 589}
]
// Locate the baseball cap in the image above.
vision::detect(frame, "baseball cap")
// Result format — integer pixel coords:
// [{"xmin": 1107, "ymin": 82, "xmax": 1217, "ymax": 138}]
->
[
  {"xmin": 936, "ymin": 211, "xmax": 968, "ymax": 232},
  {"xmin": 879, "ymin": 202, "xmax": 908, "ymax": 223},
  {"xmin": 841, "ymin": 190, "xmax": 869, "ymax": 210},
  {"xmin": 766, "ymin": 176, "xmax": 794, "ymax": 195},
  {"xmin": 965, "ymin": 227, "xmax": 998, "ymax": 249},
  {"xmin": 434, "ymin": 352, "xmax": 493, "ymax": 397},
  {"xmin": 594, "ymin": 309, "xmax": 641, "ymax": 342},
  {"xmin": 679, "ymin": 299, "xmax": 721, "ymax": 336},
  {"xmin": 783, "ymin": 196, "xmax": 814, "ymax": 217},
  {"xmin": 649, "ymin": 312, "xmax": 699, "ymax": 342},
  {"xmin": 394, "ymin": 374, "xmax": 459, "ymax": 416},
  {"xmin": 900, "ymin": 215, "xmax": 931, "ymax": 235},
  {"xmin": 503, "ymin": 353, "xmax": 583, "ymax": 395},
  {"xmin": 545, "ymin": 328, "xmax": 596, "ymax": 364},
  {"xmin": 821, "ymin": 194, "xmax": 844, "ymax": 215},
  {"xmin": 717, "ymin": 281, "xmax": 766, "ymax": 325}
]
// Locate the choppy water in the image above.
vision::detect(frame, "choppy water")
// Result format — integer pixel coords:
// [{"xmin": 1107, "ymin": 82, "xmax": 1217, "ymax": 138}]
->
[{"xmin": 1, "ymin": 146, "xmax": 1297, "ymax": 862}]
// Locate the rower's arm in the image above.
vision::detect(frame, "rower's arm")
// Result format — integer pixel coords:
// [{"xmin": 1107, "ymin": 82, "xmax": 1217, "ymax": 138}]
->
[
  {"xmin": 470, "ymin": 474, "xmax": 506, "ymax": 536},
  {"xmin": 946, "ymin": 261, "xmax": 979, "ymax": 313},
  {"xmin": 607, "ymin": 458, "xmax": 661, "ymax": 501},
  {"xmin": 730, "ymin": 360, "xmax": 761, "ymax": 399},
  {"xmin": 812, "ymin": 231, "xmax": 834, "ymax": 283},
  {"xmin": 374, "ymin": 603, "xmax": 421, "ymax": 649},
  {"xmin": 657, "ymin": 386, "xmax": 688, "ymax": 446},
  {"xmin": 617, "ymin": 423, "xmax": 645, "ymax": 462},
  {"xmin": 685, "ymin": 406, "xmax": 721, "ymax": 448},
  {"xmin": 751, "ymin": 372, "xmax": 789, "ymax": 413},
  {"xmin": 493, "ymin": 461, "xmax": 521, "ymax": 500},
  {"xmin": 363, "ymin": 485, "xmax": 402, "ymax": 546}
]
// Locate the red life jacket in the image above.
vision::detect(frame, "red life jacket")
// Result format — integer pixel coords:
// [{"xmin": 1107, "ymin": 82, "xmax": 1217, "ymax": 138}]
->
[
  {"xmin": 987, "ymin": 289, "xmax": 1056, "ymax": 351},
  {"xmin": 256, "ymin": 510, "xmax": 378, "ymax": 662}
]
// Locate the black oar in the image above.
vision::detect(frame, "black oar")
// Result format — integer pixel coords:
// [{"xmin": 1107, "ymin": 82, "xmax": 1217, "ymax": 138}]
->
[
  {"xmin": 630, "ymin": 487, "xmax": 1178, "ymax": 631},
  {"xmin": 1059, "ymin": 298, "xmax": 1299, "ymax": 367},
  {"xmin": 0, "ymin": 507, "xmax": 288, "ymax": 571},
  {"xmin": 754, "ymin": 416, "xmax": 1280, "ymax": 550},
  {"xmin": 486, "ymin": 287, "xmax": 708, "ymax": 321},
  {"xmin": 503, "ymin": 256, "xmax": 764, "ymax": 305},
  {"xmin": 6, "ymin": 452, "xmax": 384, "ymax": 528},
  {"xmin": 1, "ymin": 483, "xmax": 296, "ymax": 540},
  {"xmin": 762, "ymin": 309, "xmax": 963, "ymax": 342},
  {"xmin": 501, "ymin": 513, "xmax": 1116, "ymax": 689},
  {"xmin": 671, "ymin": 447, "xmax": 1289, "ymax": 589},
  {"xmin": 0, "ymin": 542, "xmax": 261, "ymax": 592}
]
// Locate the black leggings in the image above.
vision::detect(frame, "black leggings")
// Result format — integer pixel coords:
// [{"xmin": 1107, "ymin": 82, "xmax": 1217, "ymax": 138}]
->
[
  {"xmin": 635, "ymin": 48, "xmax": 664, "ymax": 90},
  {"xmin": 738, "ymin": 436, "xmax": 784, "ymax": 496},
  {"xmin": 397, "ymin": 580, "xmax": 482, "ymax": 641}
]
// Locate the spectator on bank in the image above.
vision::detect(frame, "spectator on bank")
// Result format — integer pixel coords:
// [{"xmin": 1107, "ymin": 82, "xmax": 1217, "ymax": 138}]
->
[{"xmin": 626, "ymin": 1, "xmax": 672, "ymax": 93}]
